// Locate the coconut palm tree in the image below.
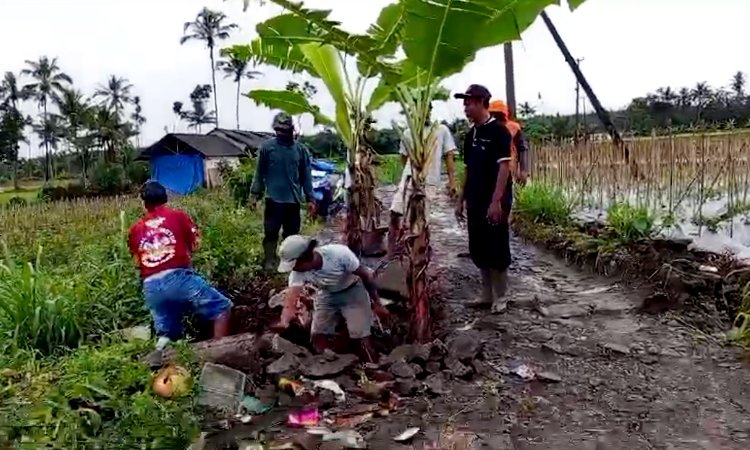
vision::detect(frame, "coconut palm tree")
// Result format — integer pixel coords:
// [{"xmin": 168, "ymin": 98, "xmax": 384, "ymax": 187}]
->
[
  {"xmin": 94, "ymin": 75, "xmax": 133, "ymax": 117},
  {"xmin": 518, "ymin": 101, "xmax": 537, "ymax": 119},
  {"xmin": 0, "ymin": 72, "xmax": 26, "ymax": 110},
  {"xmin": 33, "ymin": 115, "xmax": 63, "ymax": 178},
  {"xmin": 217, "ymin": 54, "xmax": 261, "ymax": 129},
  {"xmin": 56, "ymin": 88, "xmax": 94, "ymax": 185},
  {"xmin": 21, "ymin": 56, "xmax": 72, "ymax": 181},
  {"xmin": 131, "ymin": 96, "xmax": 147, "ymax": 147},
  {"xmin": 180, "ymin": 7, "xmax": 238, "ymax": 127}
]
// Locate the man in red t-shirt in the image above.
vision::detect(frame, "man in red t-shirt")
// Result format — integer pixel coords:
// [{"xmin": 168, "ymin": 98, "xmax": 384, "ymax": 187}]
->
[{"xmin": 129, "ymin": 181, "xmax": 232, "ymax": 350}]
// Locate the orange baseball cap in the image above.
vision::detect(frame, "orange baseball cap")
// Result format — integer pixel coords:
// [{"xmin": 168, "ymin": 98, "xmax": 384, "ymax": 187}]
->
[{"xmin": 489, "ymin": 99, "xmax": 509, "ymax": 116}]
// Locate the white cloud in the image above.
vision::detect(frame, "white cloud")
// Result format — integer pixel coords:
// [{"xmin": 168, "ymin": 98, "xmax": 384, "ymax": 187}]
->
[{"xmin": 2, "ymin": 0, "xmax": 748, "ymax": 157}]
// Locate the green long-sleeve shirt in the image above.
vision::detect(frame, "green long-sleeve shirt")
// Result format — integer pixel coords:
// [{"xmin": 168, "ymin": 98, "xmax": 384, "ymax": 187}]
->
[{"xmin": 251, "ymin": 137, "xmax": 315, "ymax": 204}]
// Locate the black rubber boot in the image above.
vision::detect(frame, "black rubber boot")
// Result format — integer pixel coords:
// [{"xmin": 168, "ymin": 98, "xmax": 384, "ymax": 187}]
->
[
  {"xmin": 490, "ymin": 269, "xmax": 509, "ymax": 314},
  {"xmin": 263, "ymin": 239, "xmax": 278, "ymax": 272}
]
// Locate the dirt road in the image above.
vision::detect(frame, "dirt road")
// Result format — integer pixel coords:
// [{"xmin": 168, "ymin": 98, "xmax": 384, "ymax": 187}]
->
[{"xmin": 365, "ymin": 187, "xmax": 750, "ymax": 449}]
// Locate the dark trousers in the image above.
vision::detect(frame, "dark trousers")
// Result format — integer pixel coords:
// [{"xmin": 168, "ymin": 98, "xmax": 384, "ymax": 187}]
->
[
  {"xmin": 263, "ymin": 199, "xmax": 301, "ymax": 246},
  {"xmin": 467, "ymin": 189, "xmax": 512, "ymax": 271}
]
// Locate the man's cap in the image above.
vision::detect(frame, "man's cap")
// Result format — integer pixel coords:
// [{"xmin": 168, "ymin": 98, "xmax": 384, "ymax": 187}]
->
[
  {"xmin": 140, "ymin": 180, "xmax": 167, "ymax": 201},
  {"xmin": 278, "ymin": 234, "xmax": 312, "ymax": 273},
  {"xmin": 489, "ymin": 99, "xmax": 509, "ymax": 116},
  {"xmin": 272, "ymin": 112, "xmax": 294, "ymax": 130},
  {"xmin": 454, "ymin": 84, "xmax": 492, "ymax": 100}
]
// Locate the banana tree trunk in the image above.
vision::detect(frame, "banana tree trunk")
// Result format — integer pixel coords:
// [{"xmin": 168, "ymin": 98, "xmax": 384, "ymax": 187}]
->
[
  {"xmin": 346, "ymin": 128, "xmax": 380, "ymax": 254},
  {"xmin": 404, "ymin": 177, "xmax": 431, "ymax": 342}
]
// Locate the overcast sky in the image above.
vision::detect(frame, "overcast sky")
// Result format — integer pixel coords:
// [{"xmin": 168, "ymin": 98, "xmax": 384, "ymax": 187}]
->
[{"xmin": 2, "ymin": 0, "xmax": 749, "ymax": 157}]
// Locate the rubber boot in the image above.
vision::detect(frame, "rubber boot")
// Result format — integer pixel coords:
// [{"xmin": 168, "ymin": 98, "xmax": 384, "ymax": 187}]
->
[
  {"xmin": 468, "ymin": 269, "xmax": 493, "ymax": 308},
  {"xmin": 490, "ymin": 269, "xmax": 509, "ymax": 314},
  {"xmin": 263, "ymin": 239, "xmax": 278, "ymax": 272}
]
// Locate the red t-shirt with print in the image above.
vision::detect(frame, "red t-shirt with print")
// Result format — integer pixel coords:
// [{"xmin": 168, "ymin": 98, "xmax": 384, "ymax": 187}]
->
[{"xmin": 128, "ymin": 205, "xmax": 198, "ymax": 279}]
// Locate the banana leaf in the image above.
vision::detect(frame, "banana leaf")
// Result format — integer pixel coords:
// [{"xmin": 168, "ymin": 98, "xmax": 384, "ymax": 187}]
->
[{"xmin": 245, "ymin": 89, "xmax": 334, "ymax": 127}]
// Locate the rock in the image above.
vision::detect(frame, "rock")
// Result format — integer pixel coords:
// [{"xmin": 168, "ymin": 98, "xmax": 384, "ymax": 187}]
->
[
  {"xmin": 390, "ymin": 361, "xmax": 417, "ymax": 379},
  {"xmin": 384, "ymin": 344, "xmax": 430, "ymax": 365},
  {"xmin": 639, "ymin": 292, "xmax": 676, "ymax": 314},
  {"xmin": 424, "ymin": 373, "xmax": 448, "ymax": 395},
  {"xmin": 527, "ymin": 329, "xmax": 553, "ymax": 343},
  {"xmin": 541, "ymin": 342, "xmax": 565, "ymax": 355},
  {"xmin": 318, "ymin": 389, "xmax": 337, "ymax": 409},
  {"xmin": 447, "ymin": 331, "xmax": 482, "ymax": 362},
  {"xmin": 660, "ymin": 348, "xmax": 682, "ymax": 358},
  {"xmin": 425, "ymin": 361, "xmax": 442, "ymax": 374},
  {"xmin": 546, "ymin": 304, "xmax": 588, "ymax": 319},
  {"xmin": 537, "ymin": 371, "xmax": 562, "ymax": 383},
  {"xmin": 445, "ymin": 357, "xmax": 473, "ymax": 379},
  {"xmin": 267, "ymin": 353, "xmax": 301, "ymax": 375},
  {"xmin": 602, "ymin": 343, "xmax": 630, "ymax": 355},
  {"xmin": 480, "ymin": 434, "xmax": 515, "ymax": 450},
  {"xmin": 428, "ymin": 339, "xmax": 449, "ymax": 360},
  {"xmin": 302, "ymin": 353, "xmax": 359, "ymax": 378},
  {"xmin": 271, "ymin": 334, "xmax": 312, "ymax": 358},
  {"xmin": 393, "ymin": 379, "xmax": 419, "ymax": 397}
]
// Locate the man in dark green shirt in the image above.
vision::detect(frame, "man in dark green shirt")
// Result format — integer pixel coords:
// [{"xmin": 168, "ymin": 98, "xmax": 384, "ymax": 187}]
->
[{"xmin": 251, "ymin": 113, "xmax": 316, "ymax": 271}]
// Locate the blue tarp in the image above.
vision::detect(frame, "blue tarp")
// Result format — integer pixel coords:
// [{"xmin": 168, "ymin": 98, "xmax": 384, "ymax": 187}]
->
[{"xmin": 151, "ymin": 154, "xmax": 205, "ymax": 195}]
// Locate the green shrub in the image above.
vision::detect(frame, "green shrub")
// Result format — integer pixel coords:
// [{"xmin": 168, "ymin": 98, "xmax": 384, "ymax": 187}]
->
[
  {"xmin": 514, "ymin": 182, "xmax": 571, "ymax": 225},
  {"xmin": 125, "ymin": 161, "xmax": 150, "ymax": 187},
  {"xmin": 606, "ymin": 202, "xmax": 655, "ymax": 243},
  {"xmin": 224, "ymin": 159, "xmax": 256, "ymax": 206},
  {"xmin": 6, "ymin": 196, "xmax": 27, "ymax": 208},
  {"xmin": 91, "ymin": 163, "xmax": 127, "ymax": 195},
  {"xmin": 375, "ymin": 154, "xmax": 403, "ymax": 185}
]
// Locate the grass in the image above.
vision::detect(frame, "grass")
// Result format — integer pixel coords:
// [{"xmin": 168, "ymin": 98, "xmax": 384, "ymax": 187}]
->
[
  {"xmin": 0, "ymin": 188, "xmax": 38, "ymax": 205},
  {"xmin": 0, "ymin": 188, "xmax": 282, "ymax": 446}
]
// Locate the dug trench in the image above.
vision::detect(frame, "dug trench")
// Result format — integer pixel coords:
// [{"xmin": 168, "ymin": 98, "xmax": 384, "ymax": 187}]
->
[{"xmin": 183, "ymin": 187, "xmax": 750, "ymax": 450}]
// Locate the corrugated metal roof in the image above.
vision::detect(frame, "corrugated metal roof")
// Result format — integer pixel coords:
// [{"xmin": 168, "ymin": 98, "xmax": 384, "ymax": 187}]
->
[
  {"xmin": 209, "ymin": 128, "xmax": 274, "ymax": 153},
  {"xmin": 139, "ymin": 133, "xmax": 247, "ymax": 159}
]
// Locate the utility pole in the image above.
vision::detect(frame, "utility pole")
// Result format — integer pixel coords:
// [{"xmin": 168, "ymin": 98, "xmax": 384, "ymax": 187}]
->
[
  {"xmin": 503, "ymin": 42, "xmax": 517, "ymax": 116},
  {"xmin": 540, "ymin": 10, "xmax": 630, "ymax": 164},
  {"xmin": 574, "ymin": 57, "xmax": 583, "ymax": 143}
]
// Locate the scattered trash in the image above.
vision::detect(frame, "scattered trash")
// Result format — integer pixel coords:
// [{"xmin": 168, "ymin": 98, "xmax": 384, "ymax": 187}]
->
[
  {"xmin": 279, "ymin": 378, "xmax": 306, "ymax": 396},
  {"xmin": 576, "ymin": 285, "xmax": 614, "ymax": 295},
  {"xmin": 288, "ymin": 408, "xmax": 320, "ymax": 427},
  {"xmin": 241, "ymin": 395, "xmax": 273, "ymax": 415},
  {"xmin": 237, "ymin": 441, "xmax": 265, "ymax": 450},
  {"xmin": 512, "ymin": 364, "xmax": 536, "ymax": 381},
  {"xmin": 313, "ymin": 380, "xmax": 346, "ymax": 403},
  {"xmin": 394, "ymin": 427, "xmax": 420, "ymax": 442},
  {"xmin": 239, "ymin": 414, "xmax": 253, "ymax": 424},
  {"xmin": 322, "ymin": 430, "xmax": 366, "ymax": 449},
  {"xmin": 120, "ymin": 325, "xmax": 151, "ymax": 342},
  {"xmin": 457, "ymin": 320, "xmax": 476, "ymax": 332},
  {"xmin": 197, "ymin": 363, "xmax": 246, "ymax": 415},
  {"xmin": 152, "ymin": 365, "xmax": 191, "ymax": 399},
  {"xmin": 306, "ymin": 426, "xmax": 332, "ymax": 435},
  {"xmin": 333, "ymin": 412, "xmax": 374, "ymax": 428},
  {"xmin": 699, "ymin": 264, "xmax": 719, "ymax": 273}
]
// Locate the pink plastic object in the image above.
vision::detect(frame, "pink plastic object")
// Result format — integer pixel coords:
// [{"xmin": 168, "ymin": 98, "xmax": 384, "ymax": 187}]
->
[{"xmin": 287, "ymin": 408, "xmax": 320, "ymax": 427}]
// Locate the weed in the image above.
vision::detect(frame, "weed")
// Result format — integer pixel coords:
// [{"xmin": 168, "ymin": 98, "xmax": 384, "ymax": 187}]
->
[
  {"xmin": 376, "ymin": 154, "xmax": 403, "ymax": 185},
  {"xmin": 606, "ymin": 203, "xmax": 655, "ymax": 243},
  {"xmin": 514, "ymin": 182, "xmax": 571, "ymax": 226}
]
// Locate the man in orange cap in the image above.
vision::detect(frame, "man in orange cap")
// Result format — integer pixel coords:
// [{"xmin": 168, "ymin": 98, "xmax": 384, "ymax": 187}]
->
[{"xmin": 488, "ymin": 100, "xmax": 529, "ymax": 186}]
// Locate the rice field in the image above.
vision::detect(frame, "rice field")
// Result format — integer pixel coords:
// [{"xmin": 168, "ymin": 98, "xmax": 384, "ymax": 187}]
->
[{"xmin": 531, "ymin": 131, "xmax": 750, "ymax": 261}]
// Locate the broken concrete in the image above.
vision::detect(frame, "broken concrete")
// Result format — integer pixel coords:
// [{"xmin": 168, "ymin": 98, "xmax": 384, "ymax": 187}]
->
[
  {"xmin": 376, "ymin": 259, "xmax": 409, "ymax": 300},
  {"xmin": 270, "ymin": 334, "xmax": 312, "ymax": 358},
  {"xmin": 267, "ymin": 353, "xmax": 301, "ymax": 375},
  {"xmin": 389, "ymin": 361, "xmax": 417, "ymax": 379}
]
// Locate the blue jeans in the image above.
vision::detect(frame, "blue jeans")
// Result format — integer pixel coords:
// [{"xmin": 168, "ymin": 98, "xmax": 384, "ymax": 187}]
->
[{"xmin": 143, "ymin": 269, "xmax": 232, "ymax": 340}]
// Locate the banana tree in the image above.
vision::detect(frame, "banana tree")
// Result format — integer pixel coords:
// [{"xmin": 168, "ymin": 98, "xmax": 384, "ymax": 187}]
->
[
  {"xmin": 224, "ymin": 2, "xmax": 405, "ymax": 253},
  {"xmin": 231, "ymin": 0, "xmax": 590, "ymax": 342}
]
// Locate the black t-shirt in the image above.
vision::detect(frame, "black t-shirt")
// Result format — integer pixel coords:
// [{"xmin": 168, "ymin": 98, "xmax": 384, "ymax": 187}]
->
[{"xmin": 463, "ymin": 117, "xmax": 513, "ymax": 207}]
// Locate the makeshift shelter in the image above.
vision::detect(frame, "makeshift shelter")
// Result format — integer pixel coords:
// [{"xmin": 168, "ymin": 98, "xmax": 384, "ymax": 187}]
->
[{"xmin": 139, "ymin": 133, "xmax": 248, "ymax": 194}]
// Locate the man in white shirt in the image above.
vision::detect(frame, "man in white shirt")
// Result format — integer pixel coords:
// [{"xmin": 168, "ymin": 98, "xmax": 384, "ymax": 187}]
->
[
  {"xmin": 388, "ymin": 106, "xmax": 458, "ymax": 255},
  {"xmin": 276, "ymin": 235, "xmax": 388, "ymax": 362}
]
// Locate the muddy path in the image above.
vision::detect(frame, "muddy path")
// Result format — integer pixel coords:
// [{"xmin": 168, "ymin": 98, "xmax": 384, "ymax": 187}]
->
[{"xmin": 363, "ymin": 187, "xmax": 750, "ymax": 450}]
